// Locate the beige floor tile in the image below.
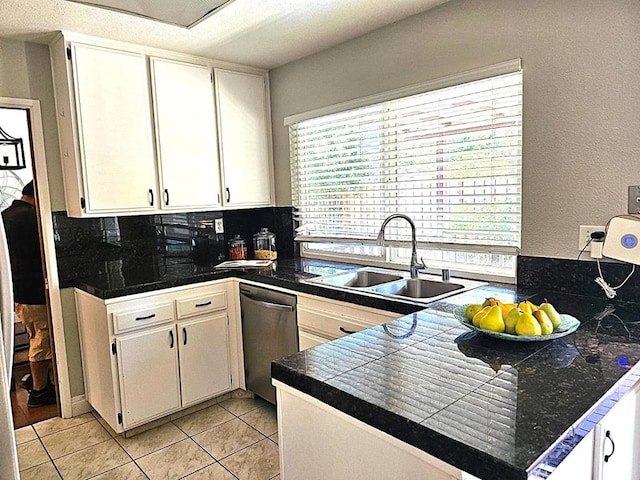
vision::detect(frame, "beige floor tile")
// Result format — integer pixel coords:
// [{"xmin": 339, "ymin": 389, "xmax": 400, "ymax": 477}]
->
[
  {"xmin": 19, "ymin": 461, "xmax": 61, "ymax": 480},
  {"xmin": 136, "ymin": 438, "xmax": 214, "ymax": 480},
  {"xmin": 193, "ymin": 418, "xmax": 263, "ymax": 460},
  {"xmin": 219, "ymin": 397, "xmax": 268, "ymax": 416},
  {"xmin": 91, "ymin": 462, "xmax": 148, "ymax": 479},
  {"xmin": 182, "ymin": 462, "xmax": 238, "ymax": 479},
  {"xmin": 268, "ymin": 433, "xmax": 278, "ymax": 445},
  {"xmin": 54, "ymin": 439, "xmax": 130, "ymax": 480},
  {"xmin": 41, "ymin": 419, "xmax": 111, "ymax": 459},
  {"xmin": 220, "ymin": 439, "xmax": 280, "ymax": 480},
  {"xmin": 116, "ymin": 421, "xmax": 187, "ymax": 459},
  {"xmin": 17, "ymin": 439, "xmax": 50, "ymax": 471},
  {"xmin": 33, "ymin": 412, "xmax": 95, "ymax": 437},
  {"xmin": 240, "ymin": 406, "xmax": 278, "ymax": 437},
  {"xmin": 94, "ymin": 414, "xmax": 119, "ymax": 437},
  {"xmin": 14, "ymin": 425, "xmax": 37, "ymax": 444},
  {"xmin": 173, "ymin": 405, "xmax": 235, "ymax": 436}
]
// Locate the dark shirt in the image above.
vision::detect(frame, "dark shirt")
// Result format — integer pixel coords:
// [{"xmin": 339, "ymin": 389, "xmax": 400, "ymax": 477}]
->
[{"xmin": 1, "ymin": 199, "xmax": 46, "ymax": 305}]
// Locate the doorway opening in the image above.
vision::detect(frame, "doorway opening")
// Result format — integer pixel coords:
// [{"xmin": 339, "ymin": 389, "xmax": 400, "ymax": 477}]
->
[{"xmin": 0, "ymin": 106, "xmax": 59, "ymax": 428}]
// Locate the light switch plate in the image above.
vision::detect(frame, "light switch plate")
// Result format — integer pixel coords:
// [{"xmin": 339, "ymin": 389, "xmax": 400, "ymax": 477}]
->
[
  {"xmin": 214, "ymin": 218, "xmax": 224, "ymax": 234},
  {"xmin": 629, "ymin": 185, "xmax": 640, "ymax": 214}
]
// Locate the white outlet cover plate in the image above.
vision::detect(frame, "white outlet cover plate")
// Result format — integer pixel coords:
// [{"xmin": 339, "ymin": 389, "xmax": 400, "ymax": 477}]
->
[{"xmin": 579, "ymin": 225, "xmax": 606, "ymax": 252}]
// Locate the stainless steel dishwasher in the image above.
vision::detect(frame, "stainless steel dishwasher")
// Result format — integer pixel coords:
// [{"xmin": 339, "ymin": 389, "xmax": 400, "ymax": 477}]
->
[{"xmin": 240, "ymin": 284, "xmax": 298, "ymax": 404}]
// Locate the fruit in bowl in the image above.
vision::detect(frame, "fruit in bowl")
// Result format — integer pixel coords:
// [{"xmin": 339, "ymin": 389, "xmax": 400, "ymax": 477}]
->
[{"xmin": 464, "ymin": 298, "xmax": 567, "ymax": 337}]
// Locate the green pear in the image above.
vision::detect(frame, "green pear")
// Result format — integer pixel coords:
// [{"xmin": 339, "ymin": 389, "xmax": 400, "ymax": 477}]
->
[
  {"xmin": 478, "ymin": 305, "xmax": 505, "ymax": 333},
  {"xmin": 539, "ymin": 302, "xmax": 562, "ymax": 329},
  {"xmin": 504, "ymin": 307, "xmax": 522, "ymax": 334},
  {"xmin": 515, "ymin": 312, "xmax": 541, "ymax": 336},
  {"xmin": 532, "ymin": 310, "xmax": 554, "ymax": 335}
]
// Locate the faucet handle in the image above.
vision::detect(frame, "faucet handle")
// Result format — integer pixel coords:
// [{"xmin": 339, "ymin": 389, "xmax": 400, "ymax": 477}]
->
[{"xmin": 418, "ymin": 257, "xmax": 427, "ymax": 270}]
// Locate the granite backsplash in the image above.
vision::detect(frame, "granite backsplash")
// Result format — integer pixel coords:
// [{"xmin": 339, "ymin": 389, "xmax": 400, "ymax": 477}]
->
[
  {"xmin": 53, "ymin": 207, "xmax": 295, "ymax": 288},
  {"xmin": 517, "ymin": 255, "xmax": 640, "ymax": 303}
]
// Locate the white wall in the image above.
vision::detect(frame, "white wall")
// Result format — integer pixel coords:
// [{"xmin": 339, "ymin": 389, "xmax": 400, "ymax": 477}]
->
[
  {"xmin": 269, "ymin": 0, "xmax": 640, "ymax": 259},
  {"xmin": 0, "ymin": 38, "xmax": 84, "ymax": 397}
]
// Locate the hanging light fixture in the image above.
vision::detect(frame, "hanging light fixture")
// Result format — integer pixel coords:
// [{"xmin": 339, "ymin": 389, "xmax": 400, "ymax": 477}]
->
[{"xmin": 0, "ymin": 125, "xmax": 26, "ymax": 170}]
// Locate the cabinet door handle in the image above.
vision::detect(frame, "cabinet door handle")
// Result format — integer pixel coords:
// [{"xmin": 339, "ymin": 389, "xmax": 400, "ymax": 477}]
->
[
  {"xmin": 169, "ymin": 330, "xmax": 174, "ymax": 349},
  {"xmin": 604, "ymin": 430, "xmax": 616, "ymax": 462},
  {"xmin": 195, "ymin": 301, "xmax": 212, "ymax": 308},
  {"xmin": 183, "ymin": 327, "xmax": 187, "ymax": 345},
  {"xmin": 339, "ymin": 326, "xmax": 358, "ymax": 335},
  {"xmin": 135, "ymin": 313, "xmax": 156, "ymax": 321},
  {"xmin": 226, "ymin": 187, "xmax": 230, "ymax": 202},
  {"xmin": 148, "ymin": 189, "xmax": 154, "ymax": 206},
  {"xmin": 164, "ymin": 189, "xmax": 169, "ymax": 206}
]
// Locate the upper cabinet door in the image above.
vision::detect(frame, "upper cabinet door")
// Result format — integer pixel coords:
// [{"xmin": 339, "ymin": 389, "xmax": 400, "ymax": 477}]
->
[
  {"xmin": 151, "ymin": 58, "xmax": 222, "ymax": 210},
  {"xmin": 215, "ymin": 69, "xmax": 273, "ymax": 207},
  {"xmin": 71, "ymin": 44, "xmax": 158, "ymax": 214}
]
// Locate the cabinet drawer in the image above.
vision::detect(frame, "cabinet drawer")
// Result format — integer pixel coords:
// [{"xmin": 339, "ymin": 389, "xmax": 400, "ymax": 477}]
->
[
  {"xmin": 176, "ymin": 290, "xmax": 226, "ymax": 319},
  {"xmin": 112, "ymin": 303, "xmax": 174, "ymax": 334},
  {"xmin": 298, "ymin": 305, "xmax": 371, "ymax": 340},
  {"xmin": 299, "ymin": 329, "xmax": 330, "ymax": 350},
  {"xmin": 298, "ymin": 296, "xmax": 398, "ymax": 328}
]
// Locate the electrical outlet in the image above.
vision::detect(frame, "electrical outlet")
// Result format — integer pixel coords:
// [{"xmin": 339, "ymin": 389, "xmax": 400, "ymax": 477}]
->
[
  {"xmin": 578, "ymin": 225, "xmax": 606, "ymax": 252},
  {"xmin": 214, "ymin": 218, "xmax": 224, "ymax": 234}
]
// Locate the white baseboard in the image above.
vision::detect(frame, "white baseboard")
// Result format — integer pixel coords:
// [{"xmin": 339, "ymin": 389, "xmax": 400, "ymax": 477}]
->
[{"xmin": 71, "ymin": 395, "xmax": 92, "ymax": 417}]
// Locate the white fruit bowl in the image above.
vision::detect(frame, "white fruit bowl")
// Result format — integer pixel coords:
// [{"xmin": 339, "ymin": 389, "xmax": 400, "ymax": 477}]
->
[{"xmin": 453, "ymin": 306, "xmax": 581, "ymax": 342}]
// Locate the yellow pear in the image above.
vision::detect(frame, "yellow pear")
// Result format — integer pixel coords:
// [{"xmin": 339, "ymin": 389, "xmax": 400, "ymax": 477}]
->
[
  {"xmin": 532, "ymin": 310, "xmax": 554, "ymax": 335},
  {"xmin": 517, "ymin": 301, "xmax": 538, "ymax": 314},
  {"xmin": 481, "ymin": 297, "xmax": 498, "ymax": 308},
  {"xmin": 472, "ymin": 306, "xmax": 493, "ymax": 327},
  {"xmin": 504, "ymin": 307, "xmax": 522, "ymax": 334},
  {"xmin": 465, "ymin": 304, "xmax": 484, "ymax": 321},
  {"xmin": 499, "ymin": 303, "xmax": 517, "ymax": 317},
  {"xmin": 477, "ymin": 305, "xmax": 505, "ymax": 333},
  {"xmin": 539, "ymin": 302, "xmax": 562, "ymax": 329},
  {"xmin": 515, "ymin": 312, "xmax": 542, "ymax": 336}
]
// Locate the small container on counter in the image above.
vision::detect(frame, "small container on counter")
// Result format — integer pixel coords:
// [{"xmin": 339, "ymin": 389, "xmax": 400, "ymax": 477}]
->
[
  {"xmin": 228, "ymin": 234, "xmax": 247, "ymax": 260},
  {"xmin": 253, "ymin": 227, "xmax": 277, "ymax": 260}
]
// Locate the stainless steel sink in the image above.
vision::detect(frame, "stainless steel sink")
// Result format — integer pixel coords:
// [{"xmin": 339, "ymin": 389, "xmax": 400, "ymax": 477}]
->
[
  {"xmin": 305, "ymin": 267, "xmax": 485, "ymax": 304},
  {"xmin": 371, "ymin": 278, "xmax": 464, "ymax": 299},
  {"xmin": 316, "ymin": 270, "xmax": 403, "ymax": 288}
]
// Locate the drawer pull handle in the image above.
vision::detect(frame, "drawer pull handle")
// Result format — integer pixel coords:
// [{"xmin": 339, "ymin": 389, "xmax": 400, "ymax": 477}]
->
[
  {"xmin": 195, "ymin": 301, "xmax": 212, "ymax": 308},
  {"xmin": 339, "ymin": 326, "xmax": 357, "ymax": 335},
  {"xmin": 226, "ymin": 187, "xmax": 231, "ymax": 202},
  {"xmin": 604, "ymin": 430, "xmax": 615, "ymax": 462},
  {"xmin": 164, "ymin": 188, "xmax": 170, "ymax": 206},
  {"xmin": 183, "ymin": 327, "xmax": 187, "ymax": 345},
  {"xmin": 148, "ymin": 189, "xmax": 154, "ymax": 206},
  {"xmin": 169, "ymin": 330, "xmax": 174, "ymax": 349},
  {"xmin": 135, "ymin": 313, "xmax": 156, "ymax": 321}
]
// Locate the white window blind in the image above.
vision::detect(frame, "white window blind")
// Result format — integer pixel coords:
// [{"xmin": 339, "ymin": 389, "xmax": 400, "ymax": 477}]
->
[{"xmin": 289, "ymin": 63, "xmax": 522, "ymax": 261}]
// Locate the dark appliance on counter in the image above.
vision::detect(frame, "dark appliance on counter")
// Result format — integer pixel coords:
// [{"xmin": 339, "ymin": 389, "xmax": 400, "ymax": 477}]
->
[{"xmin": 240, "ymin": 284, "xmax": 298, "ymax": 404}]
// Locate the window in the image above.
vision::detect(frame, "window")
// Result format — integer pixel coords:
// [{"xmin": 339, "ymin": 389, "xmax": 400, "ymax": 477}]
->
[{"xmin": 288, "ymin": 60, "xmax": 522, "ymax": 279}]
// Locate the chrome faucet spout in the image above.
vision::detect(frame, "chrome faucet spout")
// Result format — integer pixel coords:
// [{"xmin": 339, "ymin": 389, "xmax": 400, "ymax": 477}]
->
[{"xmin": 376, "ymin": 214, "xmax": 425, "ymax": 278}]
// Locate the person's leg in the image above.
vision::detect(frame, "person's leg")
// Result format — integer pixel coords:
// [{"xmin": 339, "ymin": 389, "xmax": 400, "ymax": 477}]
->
[{"xmin": 16, "ymin": 303, "xmax": 56, "ymax": 407}]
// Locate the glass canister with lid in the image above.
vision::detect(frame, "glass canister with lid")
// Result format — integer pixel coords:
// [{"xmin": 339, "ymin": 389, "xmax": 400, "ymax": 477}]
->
[
  {"xmin": 253, "ymin": 227, "xmax": 277, "ymax": 260},
  {"xmin": 228, "ymin": 234, "xmax": 247, "ymax": 260}
]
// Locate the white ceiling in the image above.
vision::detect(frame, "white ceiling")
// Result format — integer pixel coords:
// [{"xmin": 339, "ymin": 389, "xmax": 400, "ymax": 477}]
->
[{"xmin": 0, "ymin": 0, "xmax": 450, "ymax": 69}]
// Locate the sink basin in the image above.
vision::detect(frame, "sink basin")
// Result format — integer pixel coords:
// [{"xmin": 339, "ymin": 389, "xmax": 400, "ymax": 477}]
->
[
  {"xmin": 371, "ymin": 278, "xmax": 464, "ymax": 299},
  {"xmin": 305, "ymin": 266, "xmax": 485, "ymax": 304},
  {"xmin": 317, "ymin": 270, "xmax": 403, "ymax": 288}
]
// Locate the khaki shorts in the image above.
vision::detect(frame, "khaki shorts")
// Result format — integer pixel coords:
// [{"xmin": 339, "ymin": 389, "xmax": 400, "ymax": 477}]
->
[{"xmin": 14, "ymin": 303, "xmax": 52, "ymax": 362}]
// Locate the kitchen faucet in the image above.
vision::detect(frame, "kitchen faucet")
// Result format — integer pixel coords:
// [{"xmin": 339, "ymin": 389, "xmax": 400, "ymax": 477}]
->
[{"xmin": 376, "ymin": 214, "xmax": 425, "ymax": 278}]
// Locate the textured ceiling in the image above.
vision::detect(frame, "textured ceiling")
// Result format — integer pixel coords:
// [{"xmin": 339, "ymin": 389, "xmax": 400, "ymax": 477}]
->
[{"xmin": 0, "ymin": 0, "xmax": 450, "ymax": 69}]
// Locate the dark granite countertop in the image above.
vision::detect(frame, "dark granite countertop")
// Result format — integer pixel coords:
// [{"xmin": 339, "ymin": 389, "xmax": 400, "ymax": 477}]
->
[{"xmin": 66, "ymin": 253, "xmax": 640, "ymax": 479}]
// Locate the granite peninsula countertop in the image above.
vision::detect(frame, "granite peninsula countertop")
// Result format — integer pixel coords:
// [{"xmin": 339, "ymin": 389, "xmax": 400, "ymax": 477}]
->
[{"xmin": 63, "ymin": 254, "xmax": 640, "ymax": 479}]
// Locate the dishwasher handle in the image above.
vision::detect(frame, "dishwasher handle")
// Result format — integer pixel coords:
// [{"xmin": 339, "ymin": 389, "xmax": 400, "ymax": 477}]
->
[{"xmin": 240, "ymin": 292, "xmax": 294, "ymax": 312}]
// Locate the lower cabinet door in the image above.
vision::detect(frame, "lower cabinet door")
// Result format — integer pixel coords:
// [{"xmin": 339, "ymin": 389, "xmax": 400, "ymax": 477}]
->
[
  {"xmin": 117, "ymin": 324, "xmax": 181, "ymax": 428},
  {"xmin": 595, "ymin": 388, "xmax": 640, "ymax": 480},
  {"xmin": 179, "ymin": 313, "xmax": 231, "ymax": 406}
]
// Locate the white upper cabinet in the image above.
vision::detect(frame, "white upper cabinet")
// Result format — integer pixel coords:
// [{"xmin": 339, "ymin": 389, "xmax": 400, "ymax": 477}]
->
[
  {"xmin": 50, "ymin": 33, "xmax": 273, "ymax": 217},
  {"xmin": 150, "ymin": 58, "xmax": 222, "ymax": 210},
  {"xmin": 58, "ymin": 42, "xmax": 159, "ymax": 215},
  {"xmin": 216, "ymin": 69, "xmax": 273, "ymax": 207}
]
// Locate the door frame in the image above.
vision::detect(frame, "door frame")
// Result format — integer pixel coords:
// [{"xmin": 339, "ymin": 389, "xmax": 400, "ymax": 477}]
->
[{"xmin": 0, "ymin": 97, "xmax": 72, "ymax": 418}]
